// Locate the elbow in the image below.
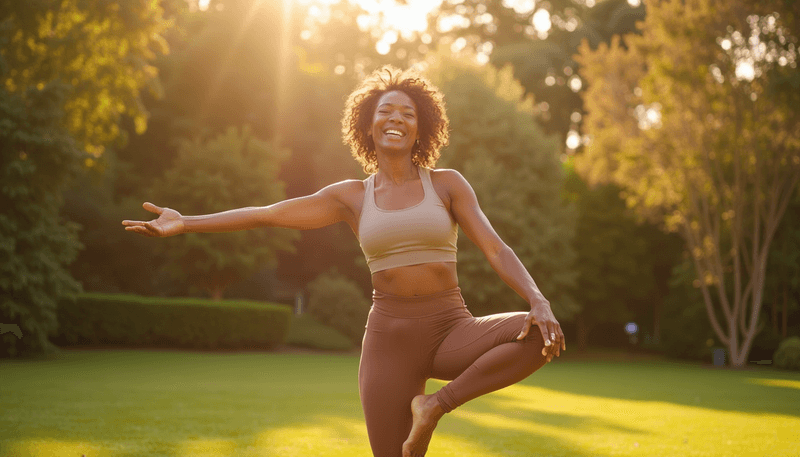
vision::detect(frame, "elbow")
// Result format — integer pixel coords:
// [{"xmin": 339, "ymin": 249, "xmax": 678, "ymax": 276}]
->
[{"xmin": 487, "ymin": 242, "xmax": 510, "ymax": 261}]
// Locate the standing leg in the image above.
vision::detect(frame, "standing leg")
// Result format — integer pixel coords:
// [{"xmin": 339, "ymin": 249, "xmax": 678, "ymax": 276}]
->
[
  {"xmin": 359, "ymin": 310, "xmax": 427, "ymax": 457},
  {"xmin": 430, "ymin": 312, "xmax": 548, "ymax": 413}
]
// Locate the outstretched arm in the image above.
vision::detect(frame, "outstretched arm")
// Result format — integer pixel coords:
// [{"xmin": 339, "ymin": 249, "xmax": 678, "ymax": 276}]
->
[
  {"xmin": 443, "ymin": 169, "xmax": 565, "ymax": 362},
  {"xmin": 122, "ymin": 180, "xmax": 354, "ymax": 237}
]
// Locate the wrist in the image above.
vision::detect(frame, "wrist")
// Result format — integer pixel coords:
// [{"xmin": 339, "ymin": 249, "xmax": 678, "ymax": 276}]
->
[
  {"xmin": 177, "ymin": 215, "xmax": 190, "ymax": 234},
  {"xmin": 528, "ymin": 296, "xmax": 550, "ymax": 310}
]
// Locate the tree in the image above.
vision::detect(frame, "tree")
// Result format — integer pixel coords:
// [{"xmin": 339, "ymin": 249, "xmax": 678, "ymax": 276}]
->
[
  {"xmin": 575, "ymin": 0, "xmax": 800, "ymax": 367},
  {"xmin": 764, "ymin": 188, "xmax": 800, "ymax": 339},
  {"xmin": 427, "ymin": 0, "xmax": 646, "ymax": 144},
  {"xmin": 150, "ymin": 126, "xmax": 299, "ymax": 299},
  {"xmin": 0, "ymin": 0, "xmax": 171, "ymax": 155},
  {"xmin": 427, "ymin": 55, "xmax": 578, "ymax": 318},
  {"xmin": 0, "ymin": 0, "xmax": 171, "ymax": 357},
  {"xmin": 272, "ymin": 69, "xmax": 371, "ymax": 295},
  {"xmin": 0, "ymin": 79, "xmax": 83, "ymax": 357},
  {"xmin": 564, "ymin": 166, "xmax": 682, "ymax": 350}
]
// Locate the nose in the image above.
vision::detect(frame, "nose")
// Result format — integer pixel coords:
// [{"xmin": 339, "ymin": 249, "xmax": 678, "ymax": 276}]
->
[{"xmin": 388, "ymin": 110, "xmax": 404, "ymax": 123}]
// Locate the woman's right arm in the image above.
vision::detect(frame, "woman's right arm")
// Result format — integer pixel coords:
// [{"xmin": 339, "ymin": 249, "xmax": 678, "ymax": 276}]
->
[{"xmin": 122, "ymin": 180, "xmax": 356, "ymax": 237}]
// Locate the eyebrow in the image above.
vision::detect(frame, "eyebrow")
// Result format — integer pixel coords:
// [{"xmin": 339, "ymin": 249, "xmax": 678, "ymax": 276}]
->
[{"xmin": 378, "ymin": 103, "xmax": 416, "ymax": 111}]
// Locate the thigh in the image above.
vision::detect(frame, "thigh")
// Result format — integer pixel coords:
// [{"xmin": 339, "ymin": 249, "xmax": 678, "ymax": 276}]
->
[
  {"xmin": 429, "ymin": 312, "xmax": 529, "ymax": 381},
  {"xmin": 359, "ymin": 311, "xmax": 427, "ymax": 457}
]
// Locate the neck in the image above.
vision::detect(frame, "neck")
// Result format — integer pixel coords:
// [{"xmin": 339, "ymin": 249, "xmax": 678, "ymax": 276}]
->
[{"xmin": 375, "ymin": 151, "xmax": 417, "ymax": 185}]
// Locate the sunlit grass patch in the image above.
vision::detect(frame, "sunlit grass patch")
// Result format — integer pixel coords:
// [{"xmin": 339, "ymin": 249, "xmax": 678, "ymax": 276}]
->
[
  {"xmin": 747, "ymin": 377, "xmax": 800, "ymax": 390},
  {"xmin": 424, "ymin": 366, "xmax": 800, "ymax": 457},
  {"xmin": 2, "ymin": 350, "xmax": 799, "ymax": 456},
  {"xmin": 3, "ymin": 439, "xmax": 111, "ymax": 457}
]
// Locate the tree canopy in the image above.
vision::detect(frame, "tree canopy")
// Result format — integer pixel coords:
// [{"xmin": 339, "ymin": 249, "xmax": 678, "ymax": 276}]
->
[
  {"xmin": 0, "ymin": 0, "xmax": 172, "ymax": 155},
  {"xmin": 151, "ymin": 126, "xmax": 299, "ymax": 299},
  {"xmin": 430, "ymin": 55, "xmax": 578, "ymax": 318},
  {"xmin": 575, "ymin": 0, "xmax": 800, "ymax": 366}
]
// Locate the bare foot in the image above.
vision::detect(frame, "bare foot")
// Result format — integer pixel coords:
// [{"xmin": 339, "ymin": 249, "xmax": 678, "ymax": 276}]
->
[{"xmin": 402, "ymin": 394, "xmax": 445, "ymax": 457}]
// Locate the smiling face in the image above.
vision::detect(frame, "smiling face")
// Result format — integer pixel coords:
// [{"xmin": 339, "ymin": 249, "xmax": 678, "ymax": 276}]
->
[{"xmin": 370, "ymin": 90, "xmax": 418, "ymax": 155}]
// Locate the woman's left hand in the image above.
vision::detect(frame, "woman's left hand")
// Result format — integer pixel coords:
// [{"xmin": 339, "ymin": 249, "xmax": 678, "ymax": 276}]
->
[{"xmin": 516, "ymin": 302, "xmax": 565, "ymax": 362}]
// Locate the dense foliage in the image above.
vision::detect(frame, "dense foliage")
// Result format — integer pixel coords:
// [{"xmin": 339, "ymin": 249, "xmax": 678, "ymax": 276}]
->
[
  {"xmin": 430, "ymin": 57, "xmax": 578, "ymax": 318},
  {"xmin": 150, "ymin": 126, "xmax": 299, "ymax": 299},
  {"xmin": 0, "ymin": 0, "xmax": 172, "ymax": 357},
  {"xmin": 0, "ymin": 78, "xmax": 82, "ymax": 358},
  {"xmin": 0, "ymin": 0, "xmax": 172, "ymax": 155},
  {"xmin": 3, "ymin": 0, "xmax": 797, "ymax": 359},
  {"xmin": 306, "ymin": 268, "xmax": 371, "ymax": 345},
  {"xmin": 565, "ymin": 167, "xmax": 682, "ymax": 350},
  {"xmin": 773, "ymin": 336, "xmax": 800, "ymax": 371},
  {"xmin": 575, "ymin": 0, "xmax": 800, "ymax": 366}
]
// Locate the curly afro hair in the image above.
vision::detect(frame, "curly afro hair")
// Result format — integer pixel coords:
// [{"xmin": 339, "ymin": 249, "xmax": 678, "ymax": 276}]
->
[{"xmin": 342, "ymin": 65, "xmax": 449, "ymax": 175}]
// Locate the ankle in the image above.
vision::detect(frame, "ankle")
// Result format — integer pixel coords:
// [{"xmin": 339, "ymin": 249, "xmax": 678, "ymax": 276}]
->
[{"xmin": 427, "ymin": 394, "xmax": 445, "ymax": 418}]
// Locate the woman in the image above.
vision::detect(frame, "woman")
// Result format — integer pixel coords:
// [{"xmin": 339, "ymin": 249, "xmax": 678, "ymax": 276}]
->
[{"xmin": 123, "ymin": 66, "xmax": 565, "ymax": 457}]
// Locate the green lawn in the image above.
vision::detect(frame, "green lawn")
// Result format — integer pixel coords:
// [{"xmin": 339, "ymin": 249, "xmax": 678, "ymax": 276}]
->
[{"xmin": 1, "ymin": 349, "xmax": 799, "ymax": 457}]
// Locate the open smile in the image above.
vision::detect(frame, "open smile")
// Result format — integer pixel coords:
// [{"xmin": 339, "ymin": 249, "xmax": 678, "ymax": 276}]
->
[{"xmin": 383, "ymin": 129, "xmax": 405, "ymax": 138}]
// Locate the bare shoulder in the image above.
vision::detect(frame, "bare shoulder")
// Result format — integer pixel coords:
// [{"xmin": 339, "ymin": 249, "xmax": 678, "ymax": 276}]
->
[
  {"xmin": 430, "ymin": 168, "xmax": 474, "ymax": 198},
  {"xmin": 320, "ymin": 178, "xmax": 366, "ymax": 199},
  {"xmin": 316, "ymin": 178, "xmax": 368, "ymax": 220}
]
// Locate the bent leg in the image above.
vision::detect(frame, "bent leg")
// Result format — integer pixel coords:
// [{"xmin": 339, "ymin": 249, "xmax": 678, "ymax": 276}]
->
[{"xmin": 429, "ymin": 312, "xmax": 547, "ymax": 412}]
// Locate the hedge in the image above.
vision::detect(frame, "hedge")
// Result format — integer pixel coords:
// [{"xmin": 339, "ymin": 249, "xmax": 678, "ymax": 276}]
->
[
  {"xmin": 55, "ymin": 293, "xmax": 292, "ymax": 350},
  {"xmin": 774, "ymin": 336, "xmax": 800, "ymax": 371},
  {"xmin": 285, "ymin": 313, "xmax": 354, "ymax": 351}
]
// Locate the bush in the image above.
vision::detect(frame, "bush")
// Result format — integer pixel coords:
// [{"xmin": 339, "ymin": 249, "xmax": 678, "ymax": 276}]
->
[
  {"xmin": 55, "ymin": 293, "xmax": 292, "ymax": 350},
  {"xmin": 774, "ymin": 336, "xmax": 800, "ymax": 371},
  {"xmin": 306, "ymin": 268, "xmax": 370, "ymax": 345},
  {"xmin": 286, "ymin": 314, "xmax": 354, "ymax": 351},
  {"xmin": 749, "ymin": 327, "xmax": 784, "ymax": 361}
]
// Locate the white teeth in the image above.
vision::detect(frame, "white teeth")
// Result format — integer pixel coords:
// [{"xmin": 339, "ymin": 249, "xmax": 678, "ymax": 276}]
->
[{"xmin": 384, "ymin": 129, "xmax": 404, "ymax": 137}]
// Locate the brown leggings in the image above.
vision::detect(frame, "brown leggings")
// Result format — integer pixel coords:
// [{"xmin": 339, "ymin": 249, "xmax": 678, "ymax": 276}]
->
[{"xmin": 358, "ymin": 287, "xmax": 548, "ymax": 457}]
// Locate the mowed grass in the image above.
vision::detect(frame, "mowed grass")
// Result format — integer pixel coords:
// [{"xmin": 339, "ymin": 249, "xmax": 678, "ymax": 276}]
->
[{"xmin": 1, "ymin": 349, "xmax": 799, "ymax": 457}]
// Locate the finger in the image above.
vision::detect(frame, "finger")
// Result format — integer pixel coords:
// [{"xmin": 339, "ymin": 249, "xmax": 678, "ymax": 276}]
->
[
  {"xmin": 537, "ymin": 322, "xmax": 551, "ymax": 357},
  {"xmin": 545, "ymin": 323, "xmax": 558, "ymax": 361},
  {"xmin": 538, "ymin": 322, "xmax": 552, "ymax": 347},
  {"xmin": 125, "ymin": 226, "xmax": 151, "ymax": 236},
  {"xmin": 516, "ymin": 317, "xmax": 532, "ymax": 340},
  {"xmin": 551, "ymin": 326, "xmax": 561, "ymax": 357},
  {"xmin": 122, "ymin": 220, "xmax": 144, "ymax": 226},
  {"xmin": 551, "ymin": 325, "xmax": 560, "ymax": 359},
  {"xmin": 143, "ymin": 202, "xmax": 163, "ymax": 215}
]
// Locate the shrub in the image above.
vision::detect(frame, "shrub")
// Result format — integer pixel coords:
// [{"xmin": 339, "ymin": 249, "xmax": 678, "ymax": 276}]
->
[
  {"xmin": 306, "ymin": 268, "xmax": 370, "ymax": 345},
  {"xmin": 55, "ymin": 293, "xmax": 292, "ymax": 350},
  {"xmin": 286, "ymin": 314, "xmax": 354, "ymax": 351},
  {"xmin": 774, "ymin": 336, "xmax": 800, "ymax": 371},
  {"xmin": 749, "ymin": 327, "xmax": 784, "ymax": 361}
]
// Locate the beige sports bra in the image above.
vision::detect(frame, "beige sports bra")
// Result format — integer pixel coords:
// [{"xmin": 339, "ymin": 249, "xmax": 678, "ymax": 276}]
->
[{"xmin": 357, "ymin": 166, "xmax": 458, "ymax": 274}]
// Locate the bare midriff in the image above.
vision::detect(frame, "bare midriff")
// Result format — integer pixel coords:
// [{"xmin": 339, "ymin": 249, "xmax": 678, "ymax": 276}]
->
[{"xmin": 371, "ymin": 261, "xmax": 458, "ymax": 296}]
